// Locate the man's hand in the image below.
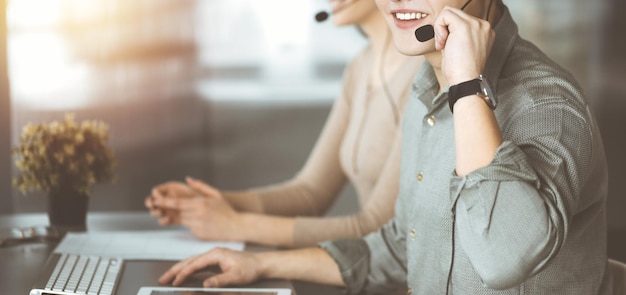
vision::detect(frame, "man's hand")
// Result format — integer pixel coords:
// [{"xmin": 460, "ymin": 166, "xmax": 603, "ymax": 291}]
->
[
  {"xmin": 151, "ymin": 177, "xmax": 244, "ymax": 241},
  {"xmin": 158, "ymin": 248, "xmax": 263, "ymax": 288},
  {"xmin": 433, "ymin": 6, "xmax": 495, "ymax": 85},
  {"xmin": 159, "ymin": 247, "xmax": 345, "ymax": 289}
]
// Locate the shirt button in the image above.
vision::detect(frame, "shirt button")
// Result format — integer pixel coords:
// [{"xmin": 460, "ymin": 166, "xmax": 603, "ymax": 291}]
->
[
  {"xmin": 407, "ymin": 288, "xmax": 413, "ymax": 295},
  {"xmin": 417, "ymin": 173, "xmax": 423, "ymax": 182},
  {"xmin": 427, "ymin": 116, "xmax": 436, "ymax": 126},
  {"xmin": 410, "ymin": 229, "xmax": 416, "ymax": 238}
]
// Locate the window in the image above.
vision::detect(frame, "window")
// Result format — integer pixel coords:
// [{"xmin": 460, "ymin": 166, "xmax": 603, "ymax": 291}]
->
[{"xmin": 3, "ymin": 0, "xmax": 365, "ymax": 212}]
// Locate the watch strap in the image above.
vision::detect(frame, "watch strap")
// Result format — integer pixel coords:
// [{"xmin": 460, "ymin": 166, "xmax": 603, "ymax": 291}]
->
[{"xmin": 448, "ymin": 78, "xmax": 482, "ymax": 113}]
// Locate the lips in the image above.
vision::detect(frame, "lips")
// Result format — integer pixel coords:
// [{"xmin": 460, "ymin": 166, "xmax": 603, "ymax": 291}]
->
[{"xmin": 391, "ymin": 10, "xmax": 429, "ymax": 30}]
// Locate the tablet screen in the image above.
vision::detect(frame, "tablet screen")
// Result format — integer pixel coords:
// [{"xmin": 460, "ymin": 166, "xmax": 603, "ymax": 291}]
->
[{"xmin": 150, "ymin": 292, "xmax": 277, "ymax": 295}]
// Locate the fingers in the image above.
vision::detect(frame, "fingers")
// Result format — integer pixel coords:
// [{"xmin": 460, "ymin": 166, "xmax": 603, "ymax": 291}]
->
[
  {"xmin": 433, "ymin": 7, "xmax": 468, "ymax": 50},
  {"xmin": 203, "ymin": 271, "xmax": 238, "ymax": 288},
  {"xmin": 151, "ymin": 184, "xmax": 168, "ymax": 199},
  {"xmin": 158, "ymin": 215, "xmax": 172, "ymax": 225},
  {"xmin": 144, "ymin": 195, "xmax": 154, "ymax": 208},
  {"xmin": 166, "ymin": 252, "xmax": 223, "ymax": 286},
  {"xmin": 158, "ymin": 255, "xmax": 198, "ymax": 285},
  {"xmin": 154, "ymin": 195, "xmax": 193, "ymax": 211},
  {"xmin": 186, "ymin": 177, "xmax": 222, "ymax": 199}
]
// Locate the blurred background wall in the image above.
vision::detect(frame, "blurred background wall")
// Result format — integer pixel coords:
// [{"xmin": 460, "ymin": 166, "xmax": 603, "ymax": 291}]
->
[{"xmin": 0, "ymin": 0, "xmax": 624, "ymax": 259}]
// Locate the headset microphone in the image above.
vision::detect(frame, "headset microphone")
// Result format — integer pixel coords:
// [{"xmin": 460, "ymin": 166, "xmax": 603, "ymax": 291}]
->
[
  {"xmin": 314, "ymin": 0, "xmax": 361, "ymax": 23},
  {"xmin": 315, "ymin": 11, "xmax": 329, "ymax": 22},
  {"xmin": 414, "ymin": 0, "xmax": 473, "ymax": 42},
  {"xmin": 415, "ymin": 25, "xmax": 435, "ymax": 42}
]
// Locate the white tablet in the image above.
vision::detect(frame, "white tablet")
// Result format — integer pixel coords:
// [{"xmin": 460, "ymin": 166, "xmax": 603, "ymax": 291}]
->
[{"xmin": 137, "ymin": 287, "xmax": 292, "ymax": 295}]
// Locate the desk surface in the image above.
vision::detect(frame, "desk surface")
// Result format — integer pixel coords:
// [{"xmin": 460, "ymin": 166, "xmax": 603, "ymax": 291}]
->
[{"xmin": 0, "ymin": 212, "xmax": 344, "ymax": 295}]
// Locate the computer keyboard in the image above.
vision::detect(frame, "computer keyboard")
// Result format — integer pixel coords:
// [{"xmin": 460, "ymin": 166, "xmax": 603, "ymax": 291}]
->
[{"xmin": 44, "ymin": 253, "xmax": 123, "ymax": 295}]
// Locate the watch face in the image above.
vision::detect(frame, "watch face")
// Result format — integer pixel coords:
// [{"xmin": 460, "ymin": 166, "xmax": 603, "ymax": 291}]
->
[{"xmin": 479, "ymin": 75, "xmax": 497, "ymax": 110}]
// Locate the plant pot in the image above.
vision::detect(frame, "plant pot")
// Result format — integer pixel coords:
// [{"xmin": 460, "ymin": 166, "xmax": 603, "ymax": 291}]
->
[{"xmin": 47, "ymin": 189, "xmax": 89, "ymax": 232}]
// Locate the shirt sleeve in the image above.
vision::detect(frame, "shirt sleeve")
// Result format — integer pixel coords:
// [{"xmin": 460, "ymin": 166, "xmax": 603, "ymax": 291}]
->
[
  {"xmin": 250, "ymin": 78, "xmax": 351, "ymax": 217},
  {"xmin": 292, "ymin": 127, "xmax": 402, "ymax": 246},
  {"xmin": 320, "ymin": 218, "xmax": 409, "ymax": 295},
  {"xmin": 450, "ymin": 100, "xmax": 596, "ymax": 289},
  {"xmin": 222, "ymin": 57, "xmax": 357, "ymax": 232}
]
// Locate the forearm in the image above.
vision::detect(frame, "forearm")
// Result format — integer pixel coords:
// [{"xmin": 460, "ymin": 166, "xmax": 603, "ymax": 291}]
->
[
  {"xmin": 293, "ymin": 206, "xmax": 393, "ymax": 247},
  {"xmin": 238, "ymin": 213, "xmax": 296, "ymax": 248},
  {"xmin": 222, "ymin": 191, "xmax": 264, "ymax": 213},
  {"xmin": 453, "ymin": 95, "xmax": 503, "ymax": 176},
  {"xmin": 257, "ymin": 247, "xmax": 345, "ymax": 287}
]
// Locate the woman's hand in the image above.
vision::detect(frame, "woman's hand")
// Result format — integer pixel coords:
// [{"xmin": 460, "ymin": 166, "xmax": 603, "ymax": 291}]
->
[
  {"xmin": 152, "ymin": 177, "xmax": 244, "ymax": 241},
  {"xmin": 433, "ymin": 6, "xmax": 495, "ymax": 86},
  {"xmin": 145, "ymin": 181, "xmax": 196, "ymax": 225},
  {"xmin": 158, "ymin": 248, "xmax": 263, "ymax": 288}
]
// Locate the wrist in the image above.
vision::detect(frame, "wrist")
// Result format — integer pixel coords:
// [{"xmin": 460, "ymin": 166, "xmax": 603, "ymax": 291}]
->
[
  {"xmin": 236, "ymin": 213, "xmax": 254, "ymax": 241},
  {"xmin": 452, "ymin": 94, "xmax": 486, "ymax": 113},
  {"xmin": 255, "ymin": 251, "xmax": 277, "ymax": 279},
  {"xmin": 448, "ymin": 74, "xmax": 497, "ymax": 113}
]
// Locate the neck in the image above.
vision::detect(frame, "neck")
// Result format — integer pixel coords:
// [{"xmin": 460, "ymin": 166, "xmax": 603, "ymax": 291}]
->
[
  {"xmin": 360, "ymin": 11, "xmax": 391, "ymax": 54},
  {"xmin": 361, "ymin": 11, "xmax": 410, "ymax": 88}
]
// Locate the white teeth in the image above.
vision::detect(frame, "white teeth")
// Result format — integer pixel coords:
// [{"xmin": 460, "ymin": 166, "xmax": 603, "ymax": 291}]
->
[{"xmin": 394, "ymin": 12, "xmax": 428, "ymax": 20}]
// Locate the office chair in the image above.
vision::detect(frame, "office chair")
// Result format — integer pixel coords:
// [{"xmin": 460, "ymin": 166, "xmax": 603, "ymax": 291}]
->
[{"xmin": 610, "ymin": 258, "xmax": 626, "ymax": 295}]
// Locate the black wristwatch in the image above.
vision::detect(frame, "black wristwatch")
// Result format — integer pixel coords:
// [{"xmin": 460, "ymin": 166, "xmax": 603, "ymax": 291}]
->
[{"xmin": 448, "ymin": 74, "xmax": 497, "ymax": 113}]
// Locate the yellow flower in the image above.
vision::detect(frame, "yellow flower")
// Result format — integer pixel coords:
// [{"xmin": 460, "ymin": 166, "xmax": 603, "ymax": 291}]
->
[
  {"xmin": 49, "ymin": 121, "xmax": 60, "ymax": 134},
  {"xmin": 22, "ymin": 124, "xmax": 35, "ymax": 136},
  {"xmin": 85, "ymin": 153, "xmax": 95, "ymax": 165},
  {"xmin": 69, "ymin": 162, "xmax": 78, "ymax": 172},
  {"xmin": 75, "ymin": 132, "xmax": 84, "ymax": 144},
  {"xmin": 64, "ymin": 144, "xmax": 75, "ymax": 156}
]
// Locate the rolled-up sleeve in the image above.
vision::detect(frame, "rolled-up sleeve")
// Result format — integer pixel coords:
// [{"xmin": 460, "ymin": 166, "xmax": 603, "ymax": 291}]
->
[
  {"xmin": 450, "ymin": 101, "xmax": 594, "ymax": 289},
  {"xmin": 319, "ymin": 218, "xmax": 408, "ymax": 294}
]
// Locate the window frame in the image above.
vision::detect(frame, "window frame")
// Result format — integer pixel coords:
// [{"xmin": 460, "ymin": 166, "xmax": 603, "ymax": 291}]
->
[{"xmin": 1, "ymin": 0, "xmax": 13, "ymax": 214}]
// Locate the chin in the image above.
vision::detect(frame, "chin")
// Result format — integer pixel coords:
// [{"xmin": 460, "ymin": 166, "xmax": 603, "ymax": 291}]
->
[
  {"xmin": 392, "ymin": 34, "xmax": 434, "ymax": 56},
  {"xmin": 332, "ymin": 19, "xmax": 349, "ymax": 27}
]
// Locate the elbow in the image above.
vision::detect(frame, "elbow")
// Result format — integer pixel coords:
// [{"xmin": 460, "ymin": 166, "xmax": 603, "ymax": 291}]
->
[
  {"xmin": 475, "ymin": 259, "xmax": 533, "ymax": 290},
  {"xmin": 471, "ymin": 238, "xmax": 556, "ymax": 290}
]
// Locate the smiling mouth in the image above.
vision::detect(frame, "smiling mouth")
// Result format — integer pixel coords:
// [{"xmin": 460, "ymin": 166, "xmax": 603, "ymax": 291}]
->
[{"xmin": 394, "ymin": 12, "xmax": 428, "ymax": 21}]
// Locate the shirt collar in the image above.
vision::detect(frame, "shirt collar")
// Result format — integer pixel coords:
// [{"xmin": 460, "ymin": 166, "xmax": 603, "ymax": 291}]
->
[{"xmin": 483, "ymin": 6, "xmax": 519, "ymax": 92}]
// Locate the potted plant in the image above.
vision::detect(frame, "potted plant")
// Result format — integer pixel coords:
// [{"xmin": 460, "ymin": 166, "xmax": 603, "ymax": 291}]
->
[{"xmin": 12, "ymin": 114, "xmax": 117, "ymax": 231}]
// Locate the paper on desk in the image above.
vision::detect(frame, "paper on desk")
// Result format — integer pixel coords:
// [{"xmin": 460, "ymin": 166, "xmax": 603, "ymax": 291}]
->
[{"xmin": 53, "ymin": 230, "xmax": 244, "ymax": 260}]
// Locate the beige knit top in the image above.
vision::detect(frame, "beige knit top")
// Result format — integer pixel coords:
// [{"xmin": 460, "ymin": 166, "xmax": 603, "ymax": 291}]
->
[{"xmin": 224, "ymin": 46, "xmax": 423, "ymax": 247}]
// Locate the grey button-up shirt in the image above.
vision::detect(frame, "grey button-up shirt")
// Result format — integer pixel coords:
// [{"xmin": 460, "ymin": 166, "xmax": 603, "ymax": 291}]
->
[{"xmin": 320, "ymin": 6, "xmax": 611, "ymax": 295}]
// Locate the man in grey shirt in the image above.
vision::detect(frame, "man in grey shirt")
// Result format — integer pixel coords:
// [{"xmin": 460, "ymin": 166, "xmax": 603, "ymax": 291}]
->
[{"xmin": 159, "ymin": 0, "xmax": 612, "ymax": 294}]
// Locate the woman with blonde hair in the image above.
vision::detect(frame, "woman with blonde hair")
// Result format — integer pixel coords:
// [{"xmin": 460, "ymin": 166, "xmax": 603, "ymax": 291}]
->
[{"xmin": 145, "ymin": 0, "xmax": 423, "ymax": 248}]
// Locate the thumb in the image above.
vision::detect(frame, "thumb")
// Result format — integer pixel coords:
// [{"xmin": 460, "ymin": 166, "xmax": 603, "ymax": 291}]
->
[{"xmin": 186, "ymin": 176, "xmax": 222, "ymax": 199}]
